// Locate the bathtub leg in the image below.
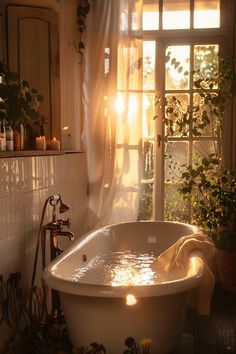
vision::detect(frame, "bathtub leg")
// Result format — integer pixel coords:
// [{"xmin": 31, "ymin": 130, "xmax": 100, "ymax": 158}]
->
[{"xmin": 51, "ymin": 289, "xmax": 63, "ymax": 318}]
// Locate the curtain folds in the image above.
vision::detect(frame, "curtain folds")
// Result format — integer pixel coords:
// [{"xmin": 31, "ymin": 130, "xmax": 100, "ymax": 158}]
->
[{"xmin": 82, "ymin": 0, "xmax": 143, "ymax": 229}]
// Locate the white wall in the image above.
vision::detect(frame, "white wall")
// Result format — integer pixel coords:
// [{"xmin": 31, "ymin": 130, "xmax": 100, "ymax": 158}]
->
[{"xmin": 0, "ymin": 152, "xmax": 88, "ymax": 284}]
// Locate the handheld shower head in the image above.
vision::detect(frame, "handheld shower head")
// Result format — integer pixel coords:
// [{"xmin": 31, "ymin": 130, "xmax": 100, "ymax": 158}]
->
[
  {"xmin": 59, "ymin": 199, "xmax": 70, "ymax": 213},
  {"xmin": 48, "ymin": 194, "xmax": 70, "ymax": 213}
]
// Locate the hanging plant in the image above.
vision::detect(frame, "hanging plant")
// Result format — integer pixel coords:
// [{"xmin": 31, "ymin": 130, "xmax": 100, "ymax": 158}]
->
[{"xmin": 75, "ymin": 0, "xmax": 90, "ymax": 64}]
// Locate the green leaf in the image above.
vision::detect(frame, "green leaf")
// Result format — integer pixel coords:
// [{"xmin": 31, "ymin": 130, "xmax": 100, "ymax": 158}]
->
[
  {"xmin": 37, "ymin": 94, "xmax": 44, "ymax": 102},
  {"xmin": 22, "ymin": 80, "xmax": 29, "ymax": 88}
]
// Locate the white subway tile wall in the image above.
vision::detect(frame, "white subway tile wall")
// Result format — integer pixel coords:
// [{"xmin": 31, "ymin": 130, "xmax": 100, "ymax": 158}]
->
[{"xmin": 0, "ymin": 152, "xmax": 88, "ymax": 287}]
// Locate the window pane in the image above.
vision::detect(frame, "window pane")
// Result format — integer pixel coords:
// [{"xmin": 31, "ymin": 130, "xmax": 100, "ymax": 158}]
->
[
  {"xmin": 165, "ymin": 183, "xmax": 189, "ymax": 222},
  {"xmin": 165, "ymin": 141, "xmax": 189, "ymax": 183},
  {"xmin": 165, "ymin": 94, "xmax": 190, "ymax": 137},
  {"xmin": 193, "ymin": 93, "xmax": 219, "ymax": 136},
  {"xmin": 194, "ymin": 44, "xmax": 219, "ymax": 83},
  {"xmin": 143, "ymin": 41, "xmax": 156, "ymax": 90},
  {"xmin": 194, "ymin": 0, "xmax": 220, "ymax": 28},
  {"xmin": 138, "ymin": 183, "xmax": 153, "ymax": 220},
  {"xmin": 143, "ymin": 1, "xmax": 159, "ymax": 30},
  {"xmin": 193, "ymin": 140, "xmax": 218, "ymax": 163},
  {"xmin": 143, "ymin": 140, "xmax": 154, "ymax": 179},
  {"xmin": 165, "ymin": 46, "xmax": 190, "ymax": 90},
  {"xmin": 163, "ymin": 0, "xmax": 190, "ymax": 29},
  {"xmin": 164, "ymin": 141, "xmax": 189, "ymax": 222},
  {"xmin": 143, "ymin": 93, "xmax": 155, "ymax": 137}
]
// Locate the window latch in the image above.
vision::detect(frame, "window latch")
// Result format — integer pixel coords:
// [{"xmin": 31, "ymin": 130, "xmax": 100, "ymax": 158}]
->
[{"xmin": 157, "ymin": 134, "xmax": 162, "ymax": 148}]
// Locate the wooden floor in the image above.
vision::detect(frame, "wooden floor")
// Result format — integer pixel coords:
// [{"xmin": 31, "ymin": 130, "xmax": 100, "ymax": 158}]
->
[{"xmin": 176, "ymin": 286, "xmax": 236, "ymax": 354}]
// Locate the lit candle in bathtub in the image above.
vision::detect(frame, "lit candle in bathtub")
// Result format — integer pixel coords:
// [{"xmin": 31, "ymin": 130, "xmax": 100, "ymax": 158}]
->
[
  {"xmin": 36, "ymin": 136, "xmax": 46, "ymax": 150},
  {"xmin": 51, "ymin": 137, "xmax": 61, "ymax": 150}
]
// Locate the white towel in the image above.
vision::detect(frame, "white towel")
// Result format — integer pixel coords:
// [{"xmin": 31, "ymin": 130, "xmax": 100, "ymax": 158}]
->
[{"xmin": 152, "ymin": 233, "xmax": 216, "ymax": 316}]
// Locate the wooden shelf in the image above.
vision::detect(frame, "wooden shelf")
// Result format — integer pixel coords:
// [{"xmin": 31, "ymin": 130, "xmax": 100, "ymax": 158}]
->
[{"xmin": 0, "ymin": 150, "xmax": 65, "ymax": 158}]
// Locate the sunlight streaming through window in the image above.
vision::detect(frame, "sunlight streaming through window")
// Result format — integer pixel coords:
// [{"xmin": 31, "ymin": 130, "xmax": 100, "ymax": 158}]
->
[
  {"xmin": 143, "ymin": 2, "xmax": 159, "ymax": 30},
  {"xmin": 194, "ymin": 0, "xmax": 220, "ymax": 28},
  {"xmin": 163, "ymin": 0, "xmax": 190, "ymax": 29}
]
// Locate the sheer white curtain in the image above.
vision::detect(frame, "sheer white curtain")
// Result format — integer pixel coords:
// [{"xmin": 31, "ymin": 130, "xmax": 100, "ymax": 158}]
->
[{"xmin": 82, "ymin": 0, "xmax": 143, "ymax": 229}]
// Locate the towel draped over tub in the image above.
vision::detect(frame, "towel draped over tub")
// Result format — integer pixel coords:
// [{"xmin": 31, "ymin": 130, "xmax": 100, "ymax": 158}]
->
[{"xmin": 152, "ymin": 233, "xmax": 217, "ymax": 316}]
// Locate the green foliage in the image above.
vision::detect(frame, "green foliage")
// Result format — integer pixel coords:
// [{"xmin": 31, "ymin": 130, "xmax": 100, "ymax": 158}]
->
[
  {"xmin": 178, "ymin": 154, "xmax": 236, "ymax": 234},
  {"xmin": 164, "ymin": 57, "xmax": 236, "ymax": 141},
  {"xmin": 0, "ymin": 64, "xmax": 46, "ymax": 133},
  {"xmin": 75, "ymin": 0, "xmax": 90, "ymax": 64},
  {"xmin": 164, "ymin": 56, "xmax": 236, "ymax": 244},
  {"xmin": 138, "ymin": 184, "xmax": 153, "ymax": 221},
  {"xmin": 123, "ymin": 337, "xmax": 151, "ymax": 354}
]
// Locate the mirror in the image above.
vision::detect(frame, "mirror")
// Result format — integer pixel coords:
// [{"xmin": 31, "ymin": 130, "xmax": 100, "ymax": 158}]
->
[
  {"xmin": 7, "ymin": 5, "xmax": 60, "ymax": 142},
  {"xmin": 0, "ymin": 14, "xmax": 3, "ymax": 63}
]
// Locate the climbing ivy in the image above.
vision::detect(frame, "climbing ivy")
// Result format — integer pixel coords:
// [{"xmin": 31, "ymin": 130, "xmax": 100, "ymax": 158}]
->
[{"xmin": 75, "ymin": 0, "xmax": 90, "ymax": 64}]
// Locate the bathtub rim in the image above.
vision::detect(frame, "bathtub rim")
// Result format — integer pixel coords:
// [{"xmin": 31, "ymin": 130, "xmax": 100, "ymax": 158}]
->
[{"xmin": 43, "ymin": 220, "xmax": 205, "ymax": 298}]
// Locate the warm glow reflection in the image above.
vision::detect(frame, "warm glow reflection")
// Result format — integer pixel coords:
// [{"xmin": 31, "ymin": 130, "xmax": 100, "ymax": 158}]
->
[
  {"xmin": 71, "ymin": 251, "xmax": 157, "ymax": 287},
  {"xmin": 111, "ymin": 264, "xmax": 155, "ymax": 287},
  {"xmin": 126, "ymin": 294, "xmax": 137, "ymax": 306},
  {"xmin": 143, "ymin": 94, "xmax": 151, "ymax": 110},
  {"xmin": 115, "ymin": 94, "xmax": 125, "ymax": 114}
]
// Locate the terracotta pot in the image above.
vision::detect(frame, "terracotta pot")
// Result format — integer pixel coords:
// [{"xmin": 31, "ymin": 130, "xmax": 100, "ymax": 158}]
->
[{"xmin": 216, "ymin": 248, "xmax": 236, "ymax": 294}]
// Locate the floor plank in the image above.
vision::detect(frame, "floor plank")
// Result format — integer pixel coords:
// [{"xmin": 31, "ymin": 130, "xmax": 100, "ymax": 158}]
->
[{"xmin": 177, "ymin": 286, "xmax": 236, "ymax": 354}]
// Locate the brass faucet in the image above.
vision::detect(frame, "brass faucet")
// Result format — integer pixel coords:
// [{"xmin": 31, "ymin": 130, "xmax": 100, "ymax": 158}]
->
[
  {"xmin": 43, "ymin": 217, "xmax": 75, "ymax": 259},
  {"xmin": 31, "ymin": 194, "xmax": 76, "ymax": 320},
  {"xmin": 40, "ymin": 195, "xmax": 76, "ymax": 319}
]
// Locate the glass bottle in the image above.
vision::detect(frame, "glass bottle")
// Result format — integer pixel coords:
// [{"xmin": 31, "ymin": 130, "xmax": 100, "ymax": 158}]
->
[
  {"xmin": 0, "ymin": 119, "xmax": 6, "ymax": 151},
  {"xmin": 20, "ymin": 123, "xmax": 25, "ymax": 150},
  {"xmin": 5, "ymin": 122, "xmax": 14, "ymax": 151}
]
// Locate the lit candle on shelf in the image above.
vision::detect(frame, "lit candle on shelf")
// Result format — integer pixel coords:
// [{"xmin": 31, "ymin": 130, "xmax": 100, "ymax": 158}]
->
[
  {"xmin": 51, "ymin": 137, "xmax": 61, "ymax": 150},
  {"xmin": 35, "ymin": 136, "xmax": 46, "ymax": 150}
]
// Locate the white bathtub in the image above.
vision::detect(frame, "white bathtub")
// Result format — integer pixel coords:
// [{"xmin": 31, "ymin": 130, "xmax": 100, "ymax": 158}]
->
[{"xmin": 44, "ymin": 221, "xmax": 204, "ymax": 354}]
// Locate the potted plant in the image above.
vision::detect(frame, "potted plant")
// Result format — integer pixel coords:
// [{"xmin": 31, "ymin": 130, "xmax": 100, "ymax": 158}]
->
[
  {"xmin": 164, "ymin": 56, "xmax": 236, "ymax": 293},
  {"xmin": 0, "ymin": 62, "xmax": 46, "ymax": 149},
  {"xmin": 178, "ymin": 155, "xmax": 236, "ymax": 292}
]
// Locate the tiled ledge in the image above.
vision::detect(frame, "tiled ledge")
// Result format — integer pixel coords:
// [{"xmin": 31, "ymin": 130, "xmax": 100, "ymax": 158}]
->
[{"xmin": 0, "ymin": 150, "xmax": 65, "ymax": 158}]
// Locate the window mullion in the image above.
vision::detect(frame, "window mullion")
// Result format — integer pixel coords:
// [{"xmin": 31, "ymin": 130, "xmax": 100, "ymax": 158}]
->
[
  {"xmin": 153, "ymin": 39, "xmax": 165, "ymax": 220},
  {"xmin": 189, "ymin": 44, "xmax": 194, "ymax": 167},
  {"xmin": 190, "ymin": 0, "xmax": 194, "ymax": 29},
  {"xmin": 159, "ymin": 0, "xmax": 163, "ymax": 30}
]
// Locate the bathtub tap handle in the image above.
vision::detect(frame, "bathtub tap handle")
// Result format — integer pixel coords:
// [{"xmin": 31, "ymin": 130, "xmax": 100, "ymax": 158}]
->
[{"xmin": 58, "ymin": 217, "xmax": 71, "ymax": 228}]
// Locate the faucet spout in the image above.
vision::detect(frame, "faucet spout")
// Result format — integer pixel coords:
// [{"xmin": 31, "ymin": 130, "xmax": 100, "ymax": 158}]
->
[{"xmin": 57, "ymin": 230, "xmax": 75, "ymax": 241}]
